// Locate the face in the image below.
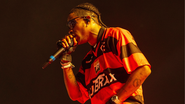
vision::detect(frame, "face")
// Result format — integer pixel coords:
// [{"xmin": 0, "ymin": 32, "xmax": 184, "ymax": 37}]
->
[{"xmin": 67, "ymin": 13, "xmax": 90, "ymax": 45}]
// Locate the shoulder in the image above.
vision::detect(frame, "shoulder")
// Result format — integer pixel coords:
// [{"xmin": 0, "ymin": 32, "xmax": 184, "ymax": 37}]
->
[
  {"xmin": 104, "ymin": 27, "xmax": 136, "ymax": 45},
  {"xmin": 106, "ymin": 27, "xmax": 130, "ymax": 33},
  {"xmin": 104, "ymin": 27, "xmax": 133, "ymax": 39}
]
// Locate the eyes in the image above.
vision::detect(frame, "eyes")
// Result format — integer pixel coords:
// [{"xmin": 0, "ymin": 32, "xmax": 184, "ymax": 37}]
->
[{"xmin": 67, "ymin": 17, "xmax": 80, "ymax": 30}]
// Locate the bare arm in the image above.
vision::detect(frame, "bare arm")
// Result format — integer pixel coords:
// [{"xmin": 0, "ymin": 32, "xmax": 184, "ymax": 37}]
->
[
  {"xmin": 63, "ymin": 67, "xmax": 82, "ymax": 101},
  {"xmin": 61, "ymin": 35, "xmax": 82, "ymax": 101},
  {"xmin": 116, "ymin": 65, "xmax": 151, "ymax": 103}
]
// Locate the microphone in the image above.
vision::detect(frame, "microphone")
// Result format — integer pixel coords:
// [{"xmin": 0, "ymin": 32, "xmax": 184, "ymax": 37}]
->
[{"xmin": 42, "ymin": 37, "xmax": 74, "ymax": 69}]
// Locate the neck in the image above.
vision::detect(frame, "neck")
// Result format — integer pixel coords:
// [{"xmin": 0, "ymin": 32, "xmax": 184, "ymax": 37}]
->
[{"xmin": 88, "ymin": 25, "xmax": 102, "ymax": 46}]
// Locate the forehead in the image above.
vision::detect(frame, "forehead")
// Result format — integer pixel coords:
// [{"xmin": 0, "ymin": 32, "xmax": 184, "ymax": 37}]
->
[{"xmin": 67, "ymin": 13, "xmax": 78, "ymax": 22}]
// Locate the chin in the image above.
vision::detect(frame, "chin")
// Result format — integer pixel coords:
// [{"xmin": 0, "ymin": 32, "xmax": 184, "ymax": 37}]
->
[{"xmin": 77, "ymin": 41, "xmax": 86, "ymax": 45}]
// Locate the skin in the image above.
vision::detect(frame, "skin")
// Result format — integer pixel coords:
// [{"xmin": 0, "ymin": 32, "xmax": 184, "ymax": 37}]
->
[
  {"xmin": 61, "ymin": 12, "xmax": 151, "ymax": 103},
  {"xmin": 61, "ymin": 12, "xmax": 101, "ymax": 102},
  {"xmin": 62, "ymin": 13, "xmax": 101, "ymax": 48}
]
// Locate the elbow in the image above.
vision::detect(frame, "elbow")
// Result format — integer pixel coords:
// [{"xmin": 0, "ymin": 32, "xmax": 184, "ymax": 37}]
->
[
  {"xmin": 70, "ymin": 97, "xmax": 77, "ymax": 101},
  {"xmin": 69, "ymin": 93, "xmax": 82, "ymax": 101},
  {"xmin": 69, "ymin": 95, "xmax": 78, "ymax": 101},
  {"xmin": 69, "ymin": 94, "xmax": 85, "ymax": 104},
  {"xmin": 146, "ymin": 66, "xmax": 151, "ymax": 76},
  {"xmin": 142, "ymin": 65, "xmax": 151, "ymax": 77},
  {"xmin": 69, "ymin": 95, "xmax": 76, "ymax": 101}
]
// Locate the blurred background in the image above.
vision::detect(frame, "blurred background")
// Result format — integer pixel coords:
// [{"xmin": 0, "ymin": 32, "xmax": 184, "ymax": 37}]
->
[{"xmin": 0, "ymin": 0, "xmax": 184, "ymax": 104}]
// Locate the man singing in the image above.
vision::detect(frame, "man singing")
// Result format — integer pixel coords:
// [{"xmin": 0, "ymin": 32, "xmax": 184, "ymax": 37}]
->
[{"xmin": 60, "ymin": 2, "xmax": 151, "ymax": 104}]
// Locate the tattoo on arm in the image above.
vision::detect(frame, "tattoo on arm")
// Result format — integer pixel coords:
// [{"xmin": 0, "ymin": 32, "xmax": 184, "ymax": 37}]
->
[
  {"xmin": 133, "ymin": 78, "xmax": 141, "ymax": 87},
  {"xmin": 68, "ymin": 74, "xmax": 73, "ymax": 79}
]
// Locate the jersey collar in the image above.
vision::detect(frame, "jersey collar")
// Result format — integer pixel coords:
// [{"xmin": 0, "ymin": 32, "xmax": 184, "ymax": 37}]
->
[{"xmin": 91, "ymin": 26, "xmax": 106, "ymax": 50}]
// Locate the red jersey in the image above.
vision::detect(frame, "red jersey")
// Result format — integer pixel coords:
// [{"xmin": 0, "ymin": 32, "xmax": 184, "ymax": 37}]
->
[{"xmin": 75, "ymin": 27, "xmax": 151, "ymax": 104}]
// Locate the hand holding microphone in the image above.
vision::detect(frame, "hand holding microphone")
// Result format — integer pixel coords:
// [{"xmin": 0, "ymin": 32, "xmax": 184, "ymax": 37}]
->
[
  {"xmin": 60, "ymin": 35, "xmax": 78, "ymax": 49},
  {"xmin": 42, "ymin": 35, "xmax": 78, "ymax": 69},
  {"xmin": 59, "ymin": 35, "xmax": 77, "ymax": 69}
]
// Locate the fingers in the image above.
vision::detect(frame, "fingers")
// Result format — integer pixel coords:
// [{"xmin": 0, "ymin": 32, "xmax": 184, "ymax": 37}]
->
[
  {"xmin": 61, "ymin": 38, "xmax": 68, "ymax": 48},
  {"xmin": 69, "ymin": 35, "xmax": 78, "ymax": 46},
  {"xmin": 61, "ymin": 35, "xmax": 78, "ymax": 48},
  {"xmin": 73, "ymin": 37, "xmax": 78, "ymax": 46}
]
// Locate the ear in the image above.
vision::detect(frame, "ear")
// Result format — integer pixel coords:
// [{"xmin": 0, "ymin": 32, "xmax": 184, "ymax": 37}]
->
[{"xmin": 84, "ymin": 16, "xmax": 91, "ymax": 23}]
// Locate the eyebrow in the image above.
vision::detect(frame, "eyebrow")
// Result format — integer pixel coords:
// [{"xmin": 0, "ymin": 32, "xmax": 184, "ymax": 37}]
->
[{"xmin": 67, "ymin": 16, "xmax": 79, "ymax": 22}]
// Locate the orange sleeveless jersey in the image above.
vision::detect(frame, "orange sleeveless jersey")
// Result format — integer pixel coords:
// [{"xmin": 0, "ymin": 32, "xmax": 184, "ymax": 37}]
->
[{"xmin": 75, "ymin": 27, "xmax": 151, "ymax": 104}]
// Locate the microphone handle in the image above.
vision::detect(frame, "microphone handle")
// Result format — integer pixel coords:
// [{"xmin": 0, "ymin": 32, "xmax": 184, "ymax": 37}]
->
[
  {"xmin": 42, "ymin": 37, "xmax": 74, "ymax": 69},
  {"xmin": 42, "ymin": 48, "xmax": 65, "ymax": 69}
]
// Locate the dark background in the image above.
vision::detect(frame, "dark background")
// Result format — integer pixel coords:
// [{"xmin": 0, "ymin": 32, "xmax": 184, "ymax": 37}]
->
[{"xmin": 0, "ymin": 0, "xmax": 184, "ymax": 104}]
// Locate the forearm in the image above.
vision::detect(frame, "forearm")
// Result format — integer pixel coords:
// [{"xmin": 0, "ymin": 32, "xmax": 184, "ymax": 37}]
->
[
  {"xmin": 63, "ymin": 67, "xmax": 82, "ymax": 101},
  {"xmin": 117, "ymin": 65, "xmax": 151, "ymax": 103}
]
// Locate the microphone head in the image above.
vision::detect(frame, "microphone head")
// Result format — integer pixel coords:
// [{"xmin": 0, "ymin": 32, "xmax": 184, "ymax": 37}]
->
[
  {"xmin": 56, "ymin": 40, "xmax": 63, "ymax": 49},
  {"xmin": 56, "ymin": 37, "xmax": 75, "ymax": 49},
  {"xmin": 56, "ymin": 37, "xmax": 76, "ymax": 55}
]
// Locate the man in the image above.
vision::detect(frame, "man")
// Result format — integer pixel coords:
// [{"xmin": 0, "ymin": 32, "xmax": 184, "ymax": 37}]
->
[{"xmin": 60, "ymin": 2, "xmax": 151, "ymax": 104}]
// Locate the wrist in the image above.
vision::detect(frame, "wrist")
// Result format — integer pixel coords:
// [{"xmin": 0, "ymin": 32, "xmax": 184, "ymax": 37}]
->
[{"xmin": 61, "ymin": 62, "xmax": 74, "ymax": 69}]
